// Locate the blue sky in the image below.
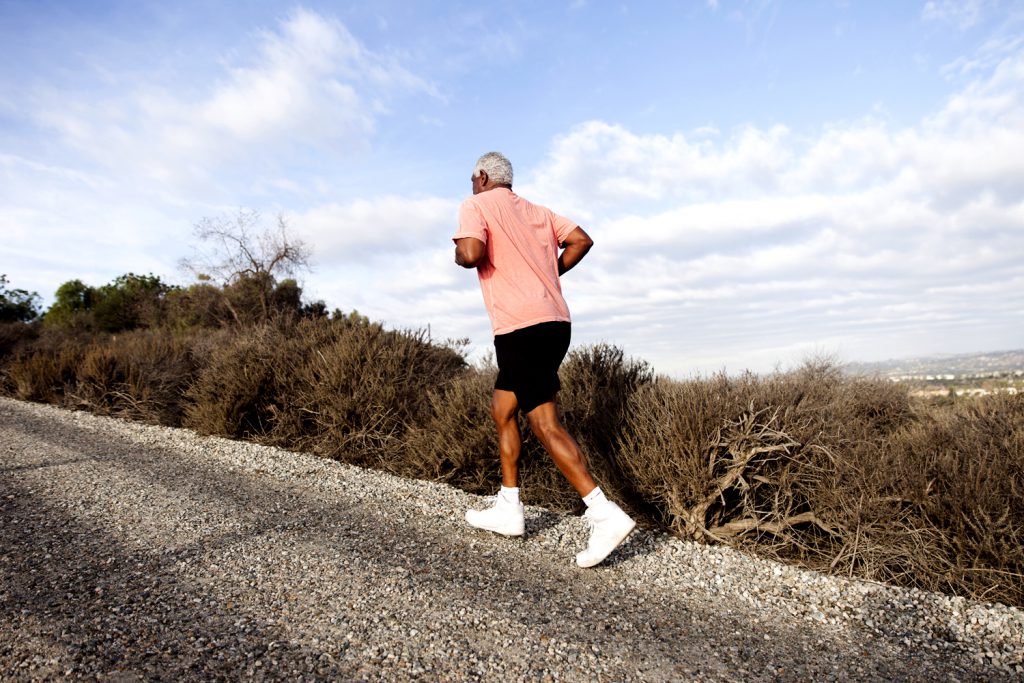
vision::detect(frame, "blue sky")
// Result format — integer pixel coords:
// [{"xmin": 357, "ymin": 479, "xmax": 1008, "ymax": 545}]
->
[{"xmin": 2, "ymin": 0, "xmax": 1022, "ymax": 375}]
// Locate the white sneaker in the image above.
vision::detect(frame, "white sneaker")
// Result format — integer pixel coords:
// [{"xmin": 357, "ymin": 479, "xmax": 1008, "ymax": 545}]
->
[
  {"xmin": 575, "ymin": 502, "xmax": 635, "ymax": 568},
  {"xmin": 465, "ymin": 494, "xmax": 525, "ymax": 537}
]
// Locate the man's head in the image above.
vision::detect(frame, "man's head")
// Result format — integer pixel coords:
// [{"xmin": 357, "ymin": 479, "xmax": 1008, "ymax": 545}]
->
[{"xmin": 471, "ymin": 151, "xmax": 513, "ymax": 195}]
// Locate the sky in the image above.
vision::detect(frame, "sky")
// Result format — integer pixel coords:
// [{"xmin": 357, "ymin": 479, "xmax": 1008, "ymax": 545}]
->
[{"xmin": 1, "ymin": 0, "xmax": 1022, "ymax": 376}]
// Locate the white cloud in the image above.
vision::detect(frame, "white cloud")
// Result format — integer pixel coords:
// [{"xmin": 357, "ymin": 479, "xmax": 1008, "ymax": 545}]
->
[
  {"xmin": 288, "ymin": 194, "xmax": 488, "ymax": 345},
  {"xmin": 0, "ymin": 152, "xmax": 192, "ymax": 302},
  {"xmin": 519, "ymin": 121, "xmax": 792, "ymax": 219},
  {"xmin": 941, "ymin": 34, "xmax": 1024, "ymax": 77},
  {"xmin": 29, "ymin": 8, "xmax": 435, "ymax": 189},
  {"xmin": 922, "ymin": 0, "xmax": 987, "ymax": 30}
]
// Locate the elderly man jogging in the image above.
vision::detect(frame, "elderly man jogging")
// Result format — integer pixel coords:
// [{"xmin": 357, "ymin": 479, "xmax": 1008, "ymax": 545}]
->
[{"xmin": 453, "ymin": 151, "xmax": 635, "ymax": 568}]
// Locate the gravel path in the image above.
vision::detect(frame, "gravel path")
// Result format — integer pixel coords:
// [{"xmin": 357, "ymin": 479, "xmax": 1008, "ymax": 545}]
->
[{"xmin": 1, "ymin": 396, "xmax": 1022, "ymax": 682}]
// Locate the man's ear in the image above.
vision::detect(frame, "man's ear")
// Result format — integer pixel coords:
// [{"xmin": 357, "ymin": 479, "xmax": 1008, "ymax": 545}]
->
[{"xmin": 477, "ymin": 170, "xmax": 489, "ymax": 187}]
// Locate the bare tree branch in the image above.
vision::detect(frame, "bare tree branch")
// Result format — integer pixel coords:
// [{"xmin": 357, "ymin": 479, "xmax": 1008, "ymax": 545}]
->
[{"xmin": 180, "ymin": 209, "xmax": 311, "ymax": 286}]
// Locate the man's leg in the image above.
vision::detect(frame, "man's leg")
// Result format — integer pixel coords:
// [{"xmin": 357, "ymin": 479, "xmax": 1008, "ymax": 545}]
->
[
  {"xmin": 526, "ymin": 397, "xmax": 635, "ymax": 567},
  {"xmin": 464, "ymin": 389, "xmax": 526, "ymax": 537},
  {"xmin": 525, "ymin": 399, "xmax": 597, "ymax": 497},
  {"xmin": 491, "ymin": 389, "xmax": 522, "ymax": 488}
]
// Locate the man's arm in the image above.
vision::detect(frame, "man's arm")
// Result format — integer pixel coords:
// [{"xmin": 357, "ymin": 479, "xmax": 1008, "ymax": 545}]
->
[
  {"xmin": 558, "ymin": 227, "xmax": 594, "ymax": 275},
  {"xmin": 454, "ymin": 237, "xmax": 486, "ymax": 268}
]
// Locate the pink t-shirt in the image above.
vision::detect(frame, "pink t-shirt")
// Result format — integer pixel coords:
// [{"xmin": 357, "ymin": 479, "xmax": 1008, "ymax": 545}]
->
[{"xmin": 453, "ymin": 188, "xmax": 578, "ymax": 336}]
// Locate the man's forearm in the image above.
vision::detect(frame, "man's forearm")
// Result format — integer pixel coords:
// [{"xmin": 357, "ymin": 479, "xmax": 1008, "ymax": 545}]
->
[
  {"xmin": 558, "ymin": 227, "xmax": 594, "ymax": 275},
  {"xmin": 558, "ymin": 242, "xmax": 591, "ymax": 275},
  {"xmin": 454, "ymin": 237, "xmax": 486, "ymax": 268}
]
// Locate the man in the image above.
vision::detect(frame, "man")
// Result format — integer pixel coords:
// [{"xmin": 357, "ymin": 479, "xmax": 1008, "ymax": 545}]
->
[{"xmin": 452, "ymin": 151, "xmax": 635, "ymax": 568}]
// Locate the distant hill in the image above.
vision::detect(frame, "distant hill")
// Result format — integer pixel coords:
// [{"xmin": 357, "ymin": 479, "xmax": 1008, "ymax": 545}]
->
[{"xmin": 844, "ymin": 349, "xmax": 1024, "ymax": 379}]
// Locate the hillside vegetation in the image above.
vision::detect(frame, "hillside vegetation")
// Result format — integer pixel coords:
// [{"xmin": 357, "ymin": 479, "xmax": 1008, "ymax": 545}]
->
[{"xmin": 1, "ymin": 264, "xmax": 1021, "ymax": 609}]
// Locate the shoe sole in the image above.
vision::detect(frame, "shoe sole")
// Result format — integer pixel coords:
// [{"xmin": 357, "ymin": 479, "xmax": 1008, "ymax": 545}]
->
[
  {"xmin": 576, "ymin": 519, "xmax": 636, "ymax": 568},
  {"xmin": 468, "ymin": 525, "xmax": 524, "ymax": 537},
  {"xmin": 464, "ymin": 511, "xmax": 524, "ymax": 537}
]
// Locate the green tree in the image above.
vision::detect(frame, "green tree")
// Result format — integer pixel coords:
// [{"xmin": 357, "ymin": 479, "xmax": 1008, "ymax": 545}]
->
[
  {"xmin": 92, "ymin": 273, "xmax": 174, "ymax": 332},
  {"xmin": 270, "ymin": 277, "xmax": 304, "ymax": 318},
  {"xmin": 0, "ymin": 275, "xmax": 42, "ymax": 322},
  {"xmin": 165, "ymin": 281, "xmax": 232, "ymax": 329},
  {"xmin": 301, "ymin": 299, "xmax": 329, "ymax": 319},
  {"xmin": 45, "ymin": 279, "xmax": 96, "ymax": 326},
  {"xmin": 45, "ymin": 274, "xmax": 175, "ymax": 332}
]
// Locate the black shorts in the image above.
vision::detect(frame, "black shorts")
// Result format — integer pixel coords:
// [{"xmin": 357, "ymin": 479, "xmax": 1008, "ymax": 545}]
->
[{"xmin": 494, "ymin": 321, "xmax": 571, "ymax": 414}]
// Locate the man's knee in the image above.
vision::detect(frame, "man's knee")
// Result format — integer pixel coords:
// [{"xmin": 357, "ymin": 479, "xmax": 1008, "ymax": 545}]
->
[
  {"xmin": 492, "ymin": 405, "xmax": 513, "ymax": 427},
  {"xmin": 527, "ymin": 407, "xmax": 564, "ymax": 441},
  {"xmin": 491, "ymin": 391, "xmax": 518, "ymax": 425}
]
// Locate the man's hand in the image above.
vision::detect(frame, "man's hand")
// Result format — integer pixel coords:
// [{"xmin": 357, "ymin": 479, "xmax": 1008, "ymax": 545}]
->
[
  {"xmin": 558, "ymin": 227, "xmax": 594, "ymax": 275},
  {"xmin": 454, "ymin": 237, "xmax": 486, "ymax": 268}
]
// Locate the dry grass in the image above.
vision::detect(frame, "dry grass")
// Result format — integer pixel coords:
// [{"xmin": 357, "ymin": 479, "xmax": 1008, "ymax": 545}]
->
[
  {"xmin": 875, "ymin": 395, "xmax": 1024, "ymax": 604},
  {"xmin": 267, "ymin": 317, "xmax": 466, "ymax": 468},
  {"xmin": 2, "ymin": 326, "xmax": 197, "ymax": 423},
  {"xmin": 1, "ymin": 320, "xmax": 1020, "ymax": 607}
]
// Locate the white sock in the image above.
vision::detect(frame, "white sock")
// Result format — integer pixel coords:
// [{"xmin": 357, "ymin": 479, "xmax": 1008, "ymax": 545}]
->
[
  {"xmin": 499, "ymin": 486, "xmax": 520, "ymax": 505},
  {"xmin": 582, "ymin": 487, "xmax": 608, "ymax": 508}
]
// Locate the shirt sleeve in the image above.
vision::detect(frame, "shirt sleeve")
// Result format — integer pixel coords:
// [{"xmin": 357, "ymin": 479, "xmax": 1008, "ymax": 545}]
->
[
  {"xmin": 550, "ymin": 210, "xmax": 578, "ymax": 245},
  {"xmin": 453, "ymin": 199, "xmax": 488, "ymax": 243}
]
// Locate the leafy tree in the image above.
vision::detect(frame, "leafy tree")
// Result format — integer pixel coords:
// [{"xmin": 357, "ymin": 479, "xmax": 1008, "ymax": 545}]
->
[
  {"xmin": 45, "ymin": 273, "xmax": 175, "ymax": 332},
  {"xmin": 0, "ymin": 275, "xmax": 42, "ymax": 322},
  {"xmin": 92, "ymin": 273, "xmax": 174, "ymax": 332},
  {"xmin": 334, "ymin": 308, "xmax": 370, "ymax": 325},
  {"xmin": 45, "ymin": 279, "xmax": 96, "ymax": 326},
  {"xmin": 271, "ymin": 278, "xmax": 303, "ymax": 317},
  {"xmin": 301, "ymin": 299, "xmax": 329, "ymax": 319},
  {"xmin": 165, "ymin": 282, "xmax": 233, "ymax": 329}
]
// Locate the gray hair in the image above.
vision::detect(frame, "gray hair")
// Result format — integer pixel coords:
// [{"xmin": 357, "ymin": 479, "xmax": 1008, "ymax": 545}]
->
[{"xmin": 472, "ymin": 151, "xmax": 513, "ymax": 186}]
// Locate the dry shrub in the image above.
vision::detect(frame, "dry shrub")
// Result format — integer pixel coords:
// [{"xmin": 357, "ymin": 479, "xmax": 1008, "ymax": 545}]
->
[
  {"xmin": 268, "ymin": 317, "xmax": 466, "ymax": 468},
  {"xmin": 71, "ymin": 330, "xmax": 197, "ymax": 425},
  {"xmin": 4, "ymin": 347, "xmax": 83, "ymax": 403},
  {"xmin": 851, "ymin": 394, "xmax": 1024, "ymax": 606},
  {"xmin": 616, "ymin": 363, "xmax": 913, "ymax": 547},
  {"xmin": 0, "ymin": 322, "xmax": 41, "ymax": 394},
  {"xmin": 0, "ymin": 321, "xmax": 39, "ymax": 362},
  {"xmin": 184, "ymin": 324, "xmax": 286, "ymax": 438},
  {"xmin": 1, "ymin": 324, "xmax": 94, "ymax": 402},
  {"xmin": 617, "ymin": 362, "xmax": 1024, "ymax": 606},
  {"xmin": 184, "ymin": 317, "xmax": 466, "ymax": 470},
  {"xmin": 72, "ymin": 345, "xmax": 123, "ymax": 410},
  {"xmin": 406, "ymin": 364, "xmax": 500, "ymax": 492}
]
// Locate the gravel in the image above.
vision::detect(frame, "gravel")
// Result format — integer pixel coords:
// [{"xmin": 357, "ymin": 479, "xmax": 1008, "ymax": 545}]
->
[{"xmin": 1, "ymin": 396, "xmax": 1022, "ymax": 682}]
